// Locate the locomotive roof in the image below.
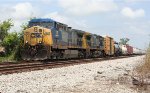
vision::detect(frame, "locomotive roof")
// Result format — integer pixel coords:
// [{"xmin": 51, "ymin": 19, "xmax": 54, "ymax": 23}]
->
[
  {"xmin": 29, "ymin": 18, "xmax": 68, "ymax": 26},
  {"xmin": 29, "ymin": 18, "xmax": 55, "ymax": 23},
  {"xmin": 72, "ymin": 29, "xmax": 85, "ymax": 34}
]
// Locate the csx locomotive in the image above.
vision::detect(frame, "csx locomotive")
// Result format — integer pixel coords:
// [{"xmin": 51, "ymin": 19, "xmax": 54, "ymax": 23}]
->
[{"xmin": 21, "ymin": 18, "xmax": 119, "ymax": 60}]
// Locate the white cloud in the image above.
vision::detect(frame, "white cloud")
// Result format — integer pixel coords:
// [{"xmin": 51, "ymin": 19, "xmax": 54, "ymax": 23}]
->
[
  {"xmin": 44, "ymin": 12, "xmax": 69, "ymax": 24},
  {"xmin": 41, "ymin": 0, "xmax": 53, "ymax": 4},
  {"xmin": 125, "ymin": 0, "xmax": 145, "ymax": 3},
  {"xmin": 43, "ymin": 12, "xmax": 88, "ymax": 29},
  {"xmin": 58, "ymin": 0, "xmax": 117, "ymax": 16},
  {"xmin": 13, "ymin": 2, "xmax": 35, "ymax": 20},
  {"xmin": 0, "ymin": 2, "xmax": 39, "ymax": 32},
  {"xmin": 121, "ymin": 7, "xmax": 145, "ymax": 18}
]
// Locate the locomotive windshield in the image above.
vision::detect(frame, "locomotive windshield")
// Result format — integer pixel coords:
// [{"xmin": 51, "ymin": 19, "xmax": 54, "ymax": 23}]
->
[
  {"xmin": 29, "ymin": 22, "xmax": 54, "ymax": 29},
  {"xmin": 31, "ymin": 33, "xmax": 42, "ymax": 38}
]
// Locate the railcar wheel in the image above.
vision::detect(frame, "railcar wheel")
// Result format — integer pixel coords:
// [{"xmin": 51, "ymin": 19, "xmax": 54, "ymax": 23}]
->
[{"xmin": 36, "ymin": 49, "xmax": 48, "ymax": 60}]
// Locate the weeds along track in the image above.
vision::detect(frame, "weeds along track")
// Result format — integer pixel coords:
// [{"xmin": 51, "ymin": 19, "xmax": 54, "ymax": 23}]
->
[{"xmin": 0, "ymin": 55, "xmax": 139, "ymax": 75}]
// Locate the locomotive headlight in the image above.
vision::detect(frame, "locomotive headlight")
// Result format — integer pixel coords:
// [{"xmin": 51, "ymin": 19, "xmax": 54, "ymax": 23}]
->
[{"xmin": 25, "ymin": 41, "xmax": 28, "ymax": 43}]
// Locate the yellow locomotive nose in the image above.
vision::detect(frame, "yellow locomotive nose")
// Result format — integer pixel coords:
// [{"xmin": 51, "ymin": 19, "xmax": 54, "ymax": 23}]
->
[
  {"xmin": 24, "ymin": 26, "xmax": 43, "ymax": 46},
  {"xmin": 30, "ymin": 27, "xmax": 43, "ymax": 46},
  {"xmin": 30, "ymin": 32, "xmax": 42, "ymax": 46},
  {"xmin": 22, "ymin": 26, "xmax": 53, "ymax": 60}
]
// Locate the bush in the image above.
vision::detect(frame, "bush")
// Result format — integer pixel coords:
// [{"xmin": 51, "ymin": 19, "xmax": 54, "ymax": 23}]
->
[
  {"xmin": 136, "ymin": 47, "xmax": 150, "ymax": 74},
  {"xmin": 2, "ymin": 32, "xmax": 19, "ymax": 55},
  {"xmin": 0, "ymin": 19, "xmax": 26, "ymax": 62},
  {"xmin": 0, "ymin": 19, "xmax": 13, "ymax": 41}
]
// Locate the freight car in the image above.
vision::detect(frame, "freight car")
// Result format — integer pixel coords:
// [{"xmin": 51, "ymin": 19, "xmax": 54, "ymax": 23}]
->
[
  {"xmin": 133, "ymin": 47, "xmax": 144, "ymax": 55},
  {"xmin": 126, "ymin": 45, "xmax": 133, "ymax": 55},
  {"xmin": 119, "ymin": 44, "xmax": 134, "ymax": 55},
  {"xmin": 104, "ymin": 36, "xmax": 114, "ymax": 56}
]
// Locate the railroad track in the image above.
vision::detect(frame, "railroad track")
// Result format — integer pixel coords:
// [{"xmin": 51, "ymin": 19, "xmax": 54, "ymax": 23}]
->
[{"xmin": 0, "ymin": 55, "xmax": 140, "ymax": 75}]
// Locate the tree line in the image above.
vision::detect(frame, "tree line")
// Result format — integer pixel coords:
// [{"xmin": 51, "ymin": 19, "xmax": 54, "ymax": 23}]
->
[{"xmin": 0, "ymin": 19, "xmax": 27, "ymax": 60}]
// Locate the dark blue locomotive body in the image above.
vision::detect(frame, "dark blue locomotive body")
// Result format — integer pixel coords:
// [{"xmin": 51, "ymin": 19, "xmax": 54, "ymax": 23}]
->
[{"xmin": 22, "ymin": 18, "xmax": 107, "ymax": 60}]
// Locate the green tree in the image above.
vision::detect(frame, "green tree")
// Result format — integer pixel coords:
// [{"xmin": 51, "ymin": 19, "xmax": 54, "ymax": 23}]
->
[
  {"xmin": 19, "ymin": 23, "xmax": 28, "ymax": 44},
  {"xmin": 14, "ymin": 22, "xmax": 28, "ymax": 60},
  {"xmin": 119, "ymin": 38, "xmax": 130, "ymax": 45},
  {"xmin": 2, "ymin": 32, "xmax": 19, "ymax": 54},
  {"xmin": 0, "ymin": 19, "xmax": 13, "ymax": 41},
  {"xmin": 0, "ymin": 18, "xmax": 30, "ymax": 60}
]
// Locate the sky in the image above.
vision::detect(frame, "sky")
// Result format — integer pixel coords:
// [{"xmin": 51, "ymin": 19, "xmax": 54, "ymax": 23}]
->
[{"xmin": 0, "ymin": 0, "xmax": 150, "ymax": 49}]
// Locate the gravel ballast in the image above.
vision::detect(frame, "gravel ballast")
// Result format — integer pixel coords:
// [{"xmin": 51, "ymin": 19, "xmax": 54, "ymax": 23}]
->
[{"xmin": 0, "ymin": 56, "xmax": 145, "ymax": 93}]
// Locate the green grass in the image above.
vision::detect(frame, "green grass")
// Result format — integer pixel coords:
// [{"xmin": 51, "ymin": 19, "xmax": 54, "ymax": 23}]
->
[
  {"xmin": 0, "ymin": 45, "xmax": 22, "ymax": 63},
  {"xmin": 0, "ymin": 52, "xmax": 16, "ymax": 63}
]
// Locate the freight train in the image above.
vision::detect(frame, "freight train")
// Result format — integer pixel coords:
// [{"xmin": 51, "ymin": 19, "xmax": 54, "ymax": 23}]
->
[{"xmin": 21, "ymin": 18, "xmax": 144, "ymax": 60}]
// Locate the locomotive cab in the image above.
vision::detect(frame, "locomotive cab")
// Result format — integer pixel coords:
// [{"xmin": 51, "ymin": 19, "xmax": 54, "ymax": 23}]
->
[
  {"xmin": 21, "ymin": 18, "xmax": 70, "ymax": 60},
  {"xmin": 22, "ymin": 26, "xmax": 53, "ymax": 60}
]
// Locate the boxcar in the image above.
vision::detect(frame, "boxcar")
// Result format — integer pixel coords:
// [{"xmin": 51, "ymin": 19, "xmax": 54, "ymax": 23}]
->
[
  {"xmin": 126, "ymin": 45, "xmax": 133, "ymax": 55},
  {"xmin": 104, "ymin": 36, "xmax": 114, "ymax": 56}
]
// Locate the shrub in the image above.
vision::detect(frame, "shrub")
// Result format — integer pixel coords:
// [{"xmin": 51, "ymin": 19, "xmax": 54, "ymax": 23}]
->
[
  {"xmin": 136, "ymin": 47, "xmax": 150, "ymax": 74},
  {"xmin": 2, "ymin": 32, "xmax": 19, "ymax": 55},
  {"xmin": 0, "ymin": 19, "xmax": 13, "ymax": 41}
]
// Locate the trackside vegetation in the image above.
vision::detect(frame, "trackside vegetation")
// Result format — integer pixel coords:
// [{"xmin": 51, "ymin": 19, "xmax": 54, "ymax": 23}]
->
[
  {"xmin": 136, "ymin": 47, "xmax": 150, "ymax": 74},
  {"xmin": 0, "ymin": 19, "xmax": 27, "ymax": 62}
]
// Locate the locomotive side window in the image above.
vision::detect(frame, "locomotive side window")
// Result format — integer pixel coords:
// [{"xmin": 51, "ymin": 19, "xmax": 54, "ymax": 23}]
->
[
  {"xmin": 42, "ymin": 22, "xmax": 53, "ymax": 28},
  {"xmin": 55, "ymin": 22, "xmax": 67, "ymax": 31}
]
